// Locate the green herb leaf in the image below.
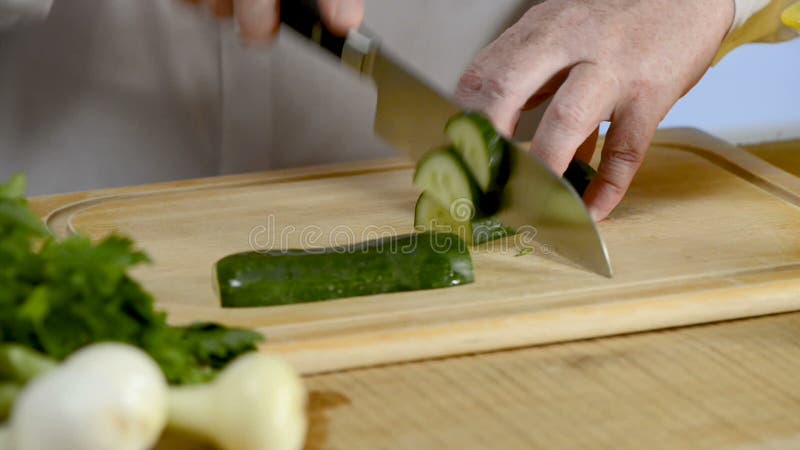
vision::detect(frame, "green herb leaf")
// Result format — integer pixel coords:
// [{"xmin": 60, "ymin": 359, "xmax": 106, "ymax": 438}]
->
[
  {"xmin": 0, "ymin": 174, "xmax": 26, "ymax": 200},
  {"xmin": 515, "ymin": 247, "xmax": 534, "ymax": 257},
  {"xmin": 178, "ymin": 322, "xmax": 264, "ymax": 368},
  {"xmin": 0, "ymin": 174, "xmax": 264, "ymax": 385}
]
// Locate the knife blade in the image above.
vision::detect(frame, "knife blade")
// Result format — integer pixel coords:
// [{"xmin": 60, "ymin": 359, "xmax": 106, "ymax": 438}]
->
[{"xmin": 279, "ymin": 0, "xmax": 612, "ymax": 277}]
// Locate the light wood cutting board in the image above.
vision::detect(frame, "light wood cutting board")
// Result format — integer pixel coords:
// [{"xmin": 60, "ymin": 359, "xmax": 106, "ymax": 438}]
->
[{"xmin": 41, "ymin": 129, "xmax": 800, "ymax": 375}]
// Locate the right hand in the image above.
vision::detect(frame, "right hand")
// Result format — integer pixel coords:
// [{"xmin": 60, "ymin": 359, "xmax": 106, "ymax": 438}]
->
[
  {"xmin": 185, "ymin": 0, "xmax": 364, "ymax": 42},
  {"xmin": 455, "ymin": 0, "xmax": 734, "ymax": 220}
]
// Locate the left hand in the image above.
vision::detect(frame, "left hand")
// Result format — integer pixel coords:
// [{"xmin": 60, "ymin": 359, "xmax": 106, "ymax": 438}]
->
[{"xmin": 185, "ymin": 0, "xmax": 364, "ymax": 43}]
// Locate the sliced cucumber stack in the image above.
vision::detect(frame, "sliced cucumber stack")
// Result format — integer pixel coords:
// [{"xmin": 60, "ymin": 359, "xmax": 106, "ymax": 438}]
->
[
  {"xmin": 413, "ymin": 111, "xmax": 598, "ymax": 248},
  {"xmin": 412, "ymin": 147, "xmax": 483, "ymax": 222},
  {"xmin": 445, "ymin": 112, "xmax": 511, "ymax": 193},
  {"xmin": 413, "ymin": 114, "xmax": 513, "ymax": 245},
  {"xmin": 414, "ymin": 193, "xmax": 514, "ymax": 245}
]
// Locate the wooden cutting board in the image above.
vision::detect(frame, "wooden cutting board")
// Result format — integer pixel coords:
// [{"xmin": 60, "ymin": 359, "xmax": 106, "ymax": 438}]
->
[{"xmin": 40, "ymin": 128, "xmax": 800, "ymax": 375}]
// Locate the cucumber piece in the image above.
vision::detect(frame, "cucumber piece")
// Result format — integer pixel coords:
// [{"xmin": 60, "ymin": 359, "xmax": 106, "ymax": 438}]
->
[
  {"xmin": 216, "ymin": 231, "xmax": 474, "ymax": 308},
  {"xmin": 445, "ymin": 111, "xmax": 592, "ymax": 200},
  {"xmin": 414, "ymin": 192, "xmax": 472, "ymax": 243},
  {"xmin": 563, "ymin": 159, "xmax": 597, "ymax": 196},
  {"xmin": 413, "ymin": 147, "xmax": 484, "ymax": 221},
  {"xmin": 414, "ymin": 193, "xmax": 515, "ymax": 245},
  {"xmin": 446, "ymin": 112, "xmax": 510, "ymax": 192}
]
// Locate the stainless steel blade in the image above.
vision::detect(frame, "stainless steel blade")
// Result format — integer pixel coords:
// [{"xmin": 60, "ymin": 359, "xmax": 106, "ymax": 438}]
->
[
  {"xmin": 341, "ymin": 30, "xmax": 612, "ymax": 277},
  {"xmin": 370, "ymin": 51, "xmax": 461, "ymax": 161},
  {"xmin": 342, "ymin": 30, "xmax": 460, "ymax": 160},
  {"xmin": 495, "ymin": 147, "xmax": 612, "ymax": 277}
]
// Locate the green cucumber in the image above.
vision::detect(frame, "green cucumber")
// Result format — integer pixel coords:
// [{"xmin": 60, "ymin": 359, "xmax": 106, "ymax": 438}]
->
[
  {"xmin": 563, "ymin": 159, "xmax": 597, "ymax": 196},
  {"xmin": 446, "ymin": 111, "xmax": 594, "ymax": 199},
  {"xmin": 445, "ymin": 112, "xmax": 511, "ymax": 193},
  {"xmin": 414, "ymin": 193, "xmax": 515, "ymax": 245},
  {"xmin": 413, "ymin": 147, "xmax": 486, "ymax": 220},
  {"xmin": 216, "ymin": 231, "xmax": 474, "ymax": 308},
  {"xmin": 414, "ymin": 192, "xmax": 473, "ymax": 243}
]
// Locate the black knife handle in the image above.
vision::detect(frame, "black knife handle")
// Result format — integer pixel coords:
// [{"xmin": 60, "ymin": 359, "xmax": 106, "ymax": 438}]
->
[{"xmin": 280, "ymin": 0, "xmax": 346, "ymax": 58}]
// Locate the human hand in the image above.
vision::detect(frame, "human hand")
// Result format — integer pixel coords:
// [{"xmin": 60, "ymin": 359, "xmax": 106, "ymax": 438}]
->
[
  {"xmin": 185, "ymin": 0, "xmax": 364, "ymax": 42},
  {"xmin": 455, "ymin": 0, "xmax": 734, "ymax": 220}
]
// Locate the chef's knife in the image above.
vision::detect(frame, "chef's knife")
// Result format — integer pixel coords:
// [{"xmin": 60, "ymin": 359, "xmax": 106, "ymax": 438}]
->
[{"xmin": 279, "ymin": 0, "xmax": 612, "ymax": 277}]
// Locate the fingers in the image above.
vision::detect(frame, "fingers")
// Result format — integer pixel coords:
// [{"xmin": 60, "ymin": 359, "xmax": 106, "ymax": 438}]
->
[
  {"xmin": 225, "ymin": 0, "xmax": 363, "ymax": 43},
  {"xmin": 183, "ymin": 0, "xmax": 233, "ymax": 17},
  {"xmin": 234, "ymin": 0, "xmax": 279, "ymax": 42},
  {"xmin": 318, "ymin": 0, "xmax": 364, "ymax": 36},
  {"xmin": 211, "ymin": 0, "xmax": 233, "ymax": 17},
  {"xmin": 583, "ymin": 107, "xmax": 659, "ymax": 221},
  {"xmin": 521, "ymin": 67, "xmax": 571, "ymax": 111},
  {"xmin": 529, "ymin": 63, "xmax": 618, "ymax": 175},
  {"xmin": 455, "ymin": 25, "xmax": 570, "ymax": 136}
]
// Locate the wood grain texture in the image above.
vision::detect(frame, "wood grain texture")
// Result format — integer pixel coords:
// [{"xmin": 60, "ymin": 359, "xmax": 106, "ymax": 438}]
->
[
  {"xmin": 31, "ymin": 129, "xmax": 800, "ymax": 375},
  {"xmin": 30, "ymin": 136, "xmax": 800, "ymax": 450},
  {"xmin": 155, "ymin": 311, "xmax": 800, "ymax": 450},
  {"xmin": 653, "ymin": 129, "xmax": 800, "ymax": 206},
  {"xmin": 302, "ymin": 312, "xmax": 800, "ymax": 450},
  {"xmin": 745, "ymin": 139, "xmax": 800, "ymax": 178}
]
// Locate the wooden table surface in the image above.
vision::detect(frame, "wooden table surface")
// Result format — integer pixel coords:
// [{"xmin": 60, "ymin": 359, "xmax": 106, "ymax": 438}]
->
[{"xmin": 30, "ymin": 140, "xmax": 800, "ymax": 450}]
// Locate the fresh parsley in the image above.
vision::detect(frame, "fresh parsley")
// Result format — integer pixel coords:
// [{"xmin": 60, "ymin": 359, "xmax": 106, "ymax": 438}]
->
[{"xmin": 0, "ymin": 174, "xmax": 263, "ymax": 384}]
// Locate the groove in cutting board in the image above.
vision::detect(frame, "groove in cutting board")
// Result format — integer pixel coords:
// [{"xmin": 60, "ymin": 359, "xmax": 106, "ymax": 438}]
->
[
  {"xmin": 654, "ymin": 128, "xmax": 800, "ymax": 206},
  {"xmin": 43, "ymin": 158, "xmax": 413, "ymax": 237},
  {"xmin": 36, "ymin": 128, "xmax": 800, "ymax": 374}
]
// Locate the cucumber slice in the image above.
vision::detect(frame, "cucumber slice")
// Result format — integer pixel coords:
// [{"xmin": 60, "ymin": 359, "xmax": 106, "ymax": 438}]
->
[
  {"xmin": 446, "ymin": 111, "xmax": 596, "ymax": 197},
  {"xmin": 446, "ymin": 112, "xmax": 510, "ymax": 192},
  {"xmin": 216, "ymin": 232, "xmax": 474, "ymax": 308},
  {"xmin": 414, "ymin": 193, "xmax": 515, "ymax": 245},
  {"xmin": 413, "ymin": 147, "xmax": 482, "ymax": 222},
  {"xmin": 414, "ymin": 192, "xmax": 473, "ymax": 243}
]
